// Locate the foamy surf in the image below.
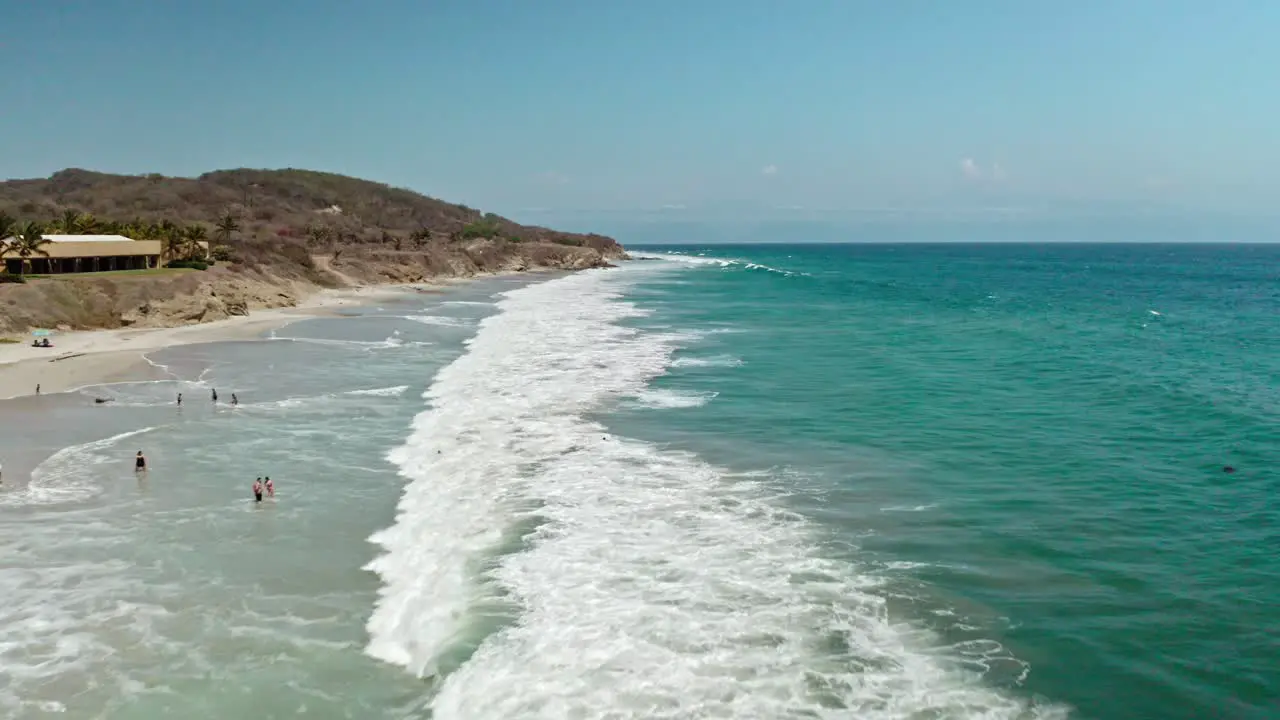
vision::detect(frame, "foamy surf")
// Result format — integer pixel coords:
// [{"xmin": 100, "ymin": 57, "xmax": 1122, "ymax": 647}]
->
[
  {"xmin": 671, "ymin": 354, "xmax": 744, "ymax": 368},
  {"xmin": 0, "ymin": 426, "xmax": 159, "ymax": 507},
  {"xmin": 632, "ymin": 251, "xmax": 809, "ymax": 277},
  {"xmin": 365, "ymin": 264, "xmax": 1064, "ymax": 718},
  {"xmin": 406, "ymin": 315, "xmax": 474, "ymax": 328}
]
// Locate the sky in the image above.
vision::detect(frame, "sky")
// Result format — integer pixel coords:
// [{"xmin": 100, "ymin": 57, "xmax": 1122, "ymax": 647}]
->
[{"xmin": 3, "ymin": 0, "xmax": 1279, "ymax": 240}]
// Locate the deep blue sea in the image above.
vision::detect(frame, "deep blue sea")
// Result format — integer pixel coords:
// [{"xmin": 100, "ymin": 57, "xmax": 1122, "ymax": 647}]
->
[
  {"xmin": 1, "ymin": 244, "xmax": 1276, "ymax": 719},
  {"xmin": 612, "ymin": 243, "xmax": 1280, "ymax": 720}
]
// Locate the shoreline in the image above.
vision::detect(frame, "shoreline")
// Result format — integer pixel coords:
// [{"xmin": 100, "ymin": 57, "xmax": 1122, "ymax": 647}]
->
[{"xmin": 0, "ymin": 284, "xmax": 424, "ymax": 400}]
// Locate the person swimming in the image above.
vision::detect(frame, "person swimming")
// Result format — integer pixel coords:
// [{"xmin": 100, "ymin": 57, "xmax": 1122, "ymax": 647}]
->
[
  {"xmin": 134, "ymin": 451, "xmax": 147, "ymax": 472},
  {"xmin": 264, "ymin": 476, "xmax": 274, "ymax": 498},
  {"xmin": 253, "ymin": 477, "xmax": 263, "ymax": 503}
]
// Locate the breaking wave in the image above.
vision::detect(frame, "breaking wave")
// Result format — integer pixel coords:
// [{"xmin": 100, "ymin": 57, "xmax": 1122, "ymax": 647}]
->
[{"xmin": 363, "ymin": 263, "xmax": 1063, "ymax": 718}]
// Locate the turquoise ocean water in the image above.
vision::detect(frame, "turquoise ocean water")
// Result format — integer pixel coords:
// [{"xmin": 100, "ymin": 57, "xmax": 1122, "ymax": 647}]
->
[{"xmin": 0, "ymin": 244, "xmax": 1276, "ymax": 719}]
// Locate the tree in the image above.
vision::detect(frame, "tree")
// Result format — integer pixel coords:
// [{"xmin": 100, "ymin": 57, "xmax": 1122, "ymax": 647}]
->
[
  {"xmin": 0, "ymin": 212, "xmax": 16, "ymax": 244},
  {"xmin": 161, "ymin": 233, "xmax": 184, "ymax": 262},
  {"xmin": 57, "ymin": 209, "xmax": 82, "ymax": 234},
  {"xmin": 6, "ymin": 222, "xmax": 51, "ymax": 275},
  {"xmin": 305, "ymin": 224, "xmax": 331, "ymax": 248},
  {"xmin": 159, "ymin": 221, "xmax": 184, "ymax": 261},
  {"xmin": 184, "ymin": 224, "xmax": 208, "ymax": 259},
  {"xmin": 78, "ymin": 213, "xmax": 100, "ymax": 234},
  {"xmin": 410, "ymin": 226, "xmax": 431, "ymax": 249},
  {"xmin": 215, "ymin": 211, "xmax": 240, "ymax": 245}
]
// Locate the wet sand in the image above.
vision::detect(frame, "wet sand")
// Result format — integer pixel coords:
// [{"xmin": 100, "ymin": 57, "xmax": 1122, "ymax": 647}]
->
[{"xmin": 0, "ymin": 286, "xmax": 417, "ymax": 399}]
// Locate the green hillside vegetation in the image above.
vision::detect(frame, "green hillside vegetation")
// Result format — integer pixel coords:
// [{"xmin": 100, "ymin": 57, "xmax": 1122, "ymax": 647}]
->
[
  {"xmin": 0, "ymin": 168, "xmax": 619, "ymax": 273},
  {"xmin": 0, "ymin": 168, "xmax": 625, "ymax": 333}
]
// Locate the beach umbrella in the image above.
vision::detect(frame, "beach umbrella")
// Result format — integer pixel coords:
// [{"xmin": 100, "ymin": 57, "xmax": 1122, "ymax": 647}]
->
[{"xmin": 31, "ymin": 329, "xmax": 53, "ymax": 337}]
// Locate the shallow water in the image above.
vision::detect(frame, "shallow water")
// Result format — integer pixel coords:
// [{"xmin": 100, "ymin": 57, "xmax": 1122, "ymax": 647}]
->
[{"xmin": 1, "ymin": 247, "xmax": 1276, "ymax": 719}]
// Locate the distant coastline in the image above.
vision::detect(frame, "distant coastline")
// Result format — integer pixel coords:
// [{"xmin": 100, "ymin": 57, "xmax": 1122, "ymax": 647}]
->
[{"xmin": 0, "ymin": 167, "xmax": 627, "ymax": 336}]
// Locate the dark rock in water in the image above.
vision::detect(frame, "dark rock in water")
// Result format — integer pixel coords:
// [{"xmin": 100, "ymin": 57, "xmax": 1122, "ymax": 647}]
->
[{"xmin": 1223, "ymin": 466, "xmax": 1236, "ymax": 474}]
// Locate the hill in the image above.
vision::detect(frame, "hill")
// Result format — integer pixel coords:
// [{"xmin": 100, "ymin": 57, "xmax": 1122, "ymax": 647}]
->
[{"xmin": 0, "ymin": 168, "xmax": 627, "ymax": 332}]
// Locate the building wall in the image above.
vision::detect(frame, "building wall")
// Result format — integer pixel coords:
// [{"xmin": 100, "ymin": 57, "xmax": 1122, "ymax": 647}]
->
[
  {"xmin": 4, "ymin": 255, "xmax": 161, "ymax": 274},
  {"xmin": 41, "ymin": 240, "xmax": 162, "ymax": 258}
]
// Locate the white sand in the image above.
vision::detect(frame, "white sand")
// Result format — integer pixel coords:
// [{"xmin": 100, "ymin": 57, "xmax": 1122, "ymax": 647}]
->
[{"xmin": 0, "ymin": 286, "xmax": 418, "ymax": 400}]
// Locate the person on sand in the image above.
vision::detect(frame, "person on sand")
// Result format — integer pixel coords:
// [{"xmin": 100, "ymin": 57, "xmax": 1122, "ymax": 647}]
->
[
  {"xmin": 134, "ymin": 451, "xmax": 147, "ymax": 472},
  {"xmin": 35, "ymin": 384, "xmax": 40, "ymax": 395},
  {"xmin": 264, "ymin": 476, "xmax": 274, "ymax": 498}
]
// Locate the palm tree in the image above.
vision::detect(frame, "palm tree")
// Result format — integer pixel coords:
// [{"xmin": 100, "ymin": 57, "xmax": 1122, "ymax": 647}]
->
[
  {"xmin": 78, "ymin": 213, "xmax": 99, "ymax": 234},
  {"xmin": 57, "ymin": 209, "xmax": 81, "ymax": 234},
  {"xmin": 215, "ymin": 211, "xmax": 240, "ymax": 246},
  {"xmin": 7, "ymin": 222, "xmax": 51, "ymax": 275},
  {"xmin": 184, "ymin": 224, "xmax": 208, "ymax": 259},
  {"xmin": 0, "ymin": 211, "xmax": 16, "ymax": 243},
  {"xmin": 161, "ymin": 233, "xmax": 184, "ymax": 262}
]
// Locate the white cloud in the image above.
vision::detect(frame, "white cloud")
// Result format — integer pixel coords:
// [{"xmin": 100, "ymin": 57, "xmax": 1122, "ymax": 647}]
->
[
  {"xmin": 960, "ymin": 158, "xmax": 1007, "ymax": 182},
  {"xmin": 761, "ymin": 164, "xmax": 778, "ymax": 176}
]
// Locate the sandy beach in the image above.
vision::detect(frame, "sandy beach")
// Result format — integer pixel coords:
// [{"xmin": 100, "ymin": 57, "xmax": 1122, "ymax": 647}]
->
[{"xmin": 0, "ymin": 285, "xmax": 420, "ymax": 400}]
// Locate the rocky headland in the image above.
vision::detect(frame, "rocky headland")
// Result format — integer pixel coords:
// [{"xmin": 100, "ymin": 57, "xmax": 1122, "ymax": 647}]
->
[{"xmin": 0, "ymin": 168, "xmax": 627, "ymax": 333}]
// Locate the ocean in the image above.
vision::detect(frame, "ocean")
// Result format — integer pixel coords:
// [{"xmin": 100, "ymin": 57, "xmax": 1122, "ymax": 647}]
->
[{"xmin": 1, "ymin": 244, "xmax": 1277, "ymax": 719}]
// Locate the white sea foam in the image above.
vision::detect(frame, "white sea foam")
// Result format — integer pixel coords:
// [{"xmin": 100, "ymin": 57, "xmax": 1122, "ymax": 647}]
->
[
  {"xmin": 633, "ymin": 251, "xmax": 808, "ymax": 277},
  {"xmin": 629, "ymin": 387, "xmax": 717, "ymax": 409},
  {"xmin": 347, "ymin": 385, "xmax": 410, "ymax": 397},
  {"xmin": 670, "ymin": 354, "xmax": 744, "ymax": 368},
  {"xmin": 881, "ymin": 503, "xmax": 940, "ymax": 513},
  {"xmin": 441, "ymin": 300, "xmax": 492, "ymax": 306},
  {"xmin": 406, "ymin": 315, "xmax": 474, "ymax": 328},
  {"xmin": 365, "ymin": 264, "xmax": 1063, "ymax": 718},
  {"xmin": 0, "ymin": 426, "xmax": 159, "ymax": 507}
]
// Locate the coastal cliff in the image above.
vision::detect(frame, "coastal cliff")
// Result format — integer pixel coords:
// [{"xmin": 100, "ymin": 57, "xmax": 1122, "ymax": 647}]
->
[{"xmin": 0, "ymin": 168, "xmax": 627, "ymax": 333}]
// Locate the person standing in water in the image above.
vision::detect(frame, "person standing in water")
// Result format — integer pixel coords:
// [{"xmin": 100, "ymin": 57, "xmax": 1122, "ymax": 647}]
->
[
  {"xmin": 134, "ymin": 451, "xmax": 147, "ymax": 472},
  {"xmin": 264, "ymin": 476, "xmax": 274, "ymax": 498},
  {"xmin": 252, "ymin": 477, "xmax": 263, "ymax": 503},
  {"xmin": 231, "ymin": 393, "xmax": 238, "ymax": 406},
  {"xmin": 211, "ymin": 388, "xmax": 218, "ymax": 403},
  {"xmin": 176, "ymin": 393, "xmax": 182, "ymax": 406}
]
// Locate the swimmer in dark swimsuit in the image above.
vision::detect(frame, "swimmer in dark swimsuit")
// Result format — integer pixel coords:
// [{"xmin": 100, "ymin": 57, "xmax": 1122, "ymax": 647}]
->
[
  {"xmin": 135, "ymin": 451, "xmax": 147, "ymax": 472},
  {"xmin": 253, "ymin": 477, "xmax": 263, "ymax": 503},
  {"xmin": 231, "ymin": 393, "xmax": 238, "ymax": 406},
  {"xmin": 211, "ymin": 388, "xmax": 218, "ymax": 403}
]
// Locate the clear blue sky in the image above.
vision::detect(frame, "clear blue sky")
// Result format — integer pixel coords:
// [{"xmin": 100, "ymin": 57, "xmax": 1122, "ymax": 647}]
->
[{"xmin": 3, "ymin": 0, "xmax": 1278, "ymax": 237}]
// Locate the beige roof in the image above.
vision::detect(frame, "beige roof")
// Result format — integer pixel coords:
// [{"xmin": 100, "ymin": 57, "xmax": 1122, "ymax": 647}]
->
[
  {"xmin": 0, "ymin": 234, "xmax": 139, "ymax": 243},
  {"xmin": 42, "ymin": 234, "xmax": 137, "ymax": 243}
]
